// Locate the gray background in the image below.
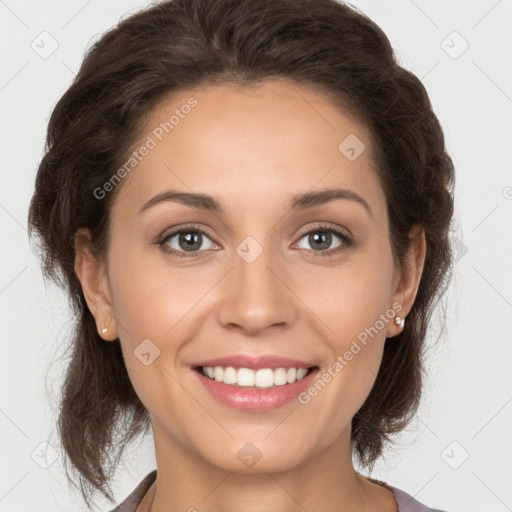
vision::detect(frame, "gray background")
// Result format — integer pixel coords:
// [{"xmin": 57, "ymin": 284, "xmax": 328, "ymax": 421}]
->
[{"xmin": 1, "ymin": 0, "xmax": 511, "ymax": 510}]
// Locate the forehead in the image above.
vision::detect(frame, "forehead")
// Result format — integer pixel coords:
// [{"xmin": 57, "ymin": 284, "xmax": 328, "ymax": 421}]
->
[{"xmin": 112, "ymin": 79, "xmax": 386, "ymax": 219}]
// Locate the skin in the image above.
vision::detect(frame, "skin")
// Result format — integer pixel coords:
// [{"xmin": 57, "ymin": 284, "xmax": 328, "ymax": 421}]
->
[{"xmin": 75, "ymin": 79, "xmax": 426, "ymax": 512}]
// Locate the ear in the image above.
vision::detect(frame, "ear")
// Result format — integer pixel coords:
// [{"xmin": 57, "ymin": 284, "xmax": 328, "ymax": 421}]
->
[
  {"xmin": 74, "ymin": 227, "xmax": 119, "ymax": 341},
  {"xmin": 386, "ymin": 224, "xmax": 426, "ymax": 338}
]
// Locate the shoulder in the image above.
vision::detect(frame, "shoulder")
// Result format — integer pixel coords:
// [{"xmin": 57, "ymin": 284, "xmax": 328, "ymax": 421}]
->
[
  {"xmin": 108, "ymin": 470, "xmax": 157, "ymax": 512},
  {"xmin": 375, "ymin": 479, "xmax": 451, "ymax": 512}
]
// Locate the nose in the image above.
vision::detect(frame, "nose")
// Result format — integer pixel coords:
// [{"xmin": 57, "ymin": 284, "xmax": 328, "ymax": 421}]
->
[{"xmin": 216, "ymin": 242, "xmax": 297, "ymax": 335}]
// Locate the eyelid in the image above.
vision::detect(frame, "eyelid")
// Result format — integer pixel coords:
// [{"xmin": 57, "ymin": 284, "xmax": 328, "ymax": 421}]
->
[
  {"xmin": 159, "ymin": 222, "xmax": 217, "ymax": 243},
  {"xmin": 294, "ymin": 221, "xmax": 353, "ymax": 240}
]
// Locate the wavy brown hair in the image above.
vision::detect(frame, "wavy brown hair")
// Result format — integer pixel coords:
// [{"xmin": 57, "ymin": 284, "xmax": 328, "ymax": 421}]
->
[{"xmin": 28, "ymin": 0, "xmax": 455, "ymax": 507}]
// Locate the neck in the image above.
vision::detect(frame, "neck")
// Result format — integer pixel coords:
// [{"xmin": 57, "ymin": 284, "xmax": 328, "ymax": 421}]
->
[{"xmin": 147, "ymin": 421, "xmax": 397, "ymax": 512}]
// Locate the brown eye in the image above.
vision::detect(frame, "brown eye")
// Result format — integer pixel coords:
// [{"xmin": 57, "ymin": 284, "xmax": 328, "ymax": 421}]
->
[
  {"xmin": 296, "ymin": 227, "xmax": 350, "ymax": 254},
  {"xmin": 177, "ymin": 232, "xmax": 204, "ymax": 252},
  {"xmin": 160, "ymin": 226, "xmax": 217, "ymax": 258},
  {"xmin": 305, "ymin": 231, "xmax": 336, "ymax": 251}
]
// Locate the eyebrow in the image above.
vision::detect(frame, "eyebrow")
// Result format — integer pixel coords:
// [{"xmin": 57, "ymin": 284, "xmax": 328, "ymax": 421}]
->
[{"xmin": 138, "ymin": 187, "xmax": 372, "ymax": 217}]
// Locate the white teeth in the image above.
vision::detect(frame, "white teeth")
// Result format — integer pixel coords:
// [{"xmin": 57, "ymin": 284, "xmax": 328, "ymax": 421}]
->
[
  {"xmin": 214, "ymin": 366, "xmax": 224, "ymax": 382},
  {"xmin": 237, "ymin": 368, "xmax": 255, "ymax": 386},
  {"xmin": 200, "ymin": 366, "xmax": 312, "ymax": 387},
  {"xmin": 296, "ymin": 368, "xmax": 308, "ymax": 380},
  {"xmin": 254, "ymin": 368, "xmax": 274, "ymax": 388},
  {"xmin": 274, "ymin": 367, "xmax": 288, "ymax": 386},
  {"xmin": 223, "ymin": 366, "xmax": 237, "ymax": 384}
]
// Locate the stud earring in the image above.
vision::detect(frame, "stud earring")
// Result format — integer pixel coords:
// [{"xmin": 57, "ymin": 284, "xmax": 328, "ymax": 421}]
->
[
  {"xmin": 395, "ymin": 316, "xmax": 405, "ymax": 328},
  {"xmin": 102, "ymin": 327, "xmax": 108, "ymax": 334}
]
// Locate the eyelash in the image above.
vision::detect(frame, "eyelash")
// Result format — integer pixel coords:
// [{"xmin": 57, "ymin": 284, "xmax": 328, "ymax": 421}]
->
[{"xmin": 158, "ymin": 222, "xmax": 353, "ymax": 259}]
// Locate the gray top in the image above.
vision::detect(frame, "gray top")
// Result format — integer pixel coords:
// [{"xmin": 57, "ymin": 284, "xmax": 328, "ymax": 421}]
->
[{"xmin": 109, "ymin": 470, "xmax": 450, "ymax": 512}]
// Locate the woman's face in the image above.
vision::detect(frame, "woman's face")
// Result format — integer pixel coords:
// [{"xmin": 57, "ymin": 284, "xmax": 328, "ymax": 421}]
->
[{"xmin": 80, "ymin": 79, "xmax": 420, "ymax": 474}]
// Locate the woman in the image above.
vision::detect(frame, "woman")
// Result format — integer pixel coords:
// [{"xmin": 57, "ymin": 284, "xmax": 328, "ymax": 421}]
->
[{"xmin": 28, "ymin": 0, "xmax": 454, "ymax": 510}]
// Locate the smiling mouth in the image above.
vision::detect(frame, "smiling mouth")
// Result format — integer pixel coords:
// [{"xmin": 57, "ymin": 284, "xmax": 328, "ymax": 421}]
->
[{"xmin": 194, "ymin": 365, "xmax": 318, "ymax": 389}]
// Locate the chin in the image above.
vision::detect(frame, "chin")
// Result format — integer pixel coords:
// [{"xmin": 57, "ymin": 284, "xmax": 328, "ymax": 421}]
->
[{"xmin": 201, "ymin": 438, "xmax": 309, "ymax": 474}]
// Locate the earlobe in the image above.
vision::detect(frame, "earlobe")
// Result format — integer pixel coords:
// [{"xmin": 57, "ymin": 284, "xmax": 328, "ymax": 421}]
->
[
  {"xmin": 387, "ymin": 224, "xmax": 426, "ymax": 338},
  {"xmin": 74, "ymin": 227, "xmax": 119, "ymax": 342}
]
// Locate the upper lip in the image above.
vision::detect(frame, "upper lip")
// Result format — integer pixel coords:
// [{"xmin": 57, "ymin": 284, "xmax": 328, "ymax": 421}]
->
[{"xmin": 192, "ymin": 355, "xmax": 317, "ymax": 370}]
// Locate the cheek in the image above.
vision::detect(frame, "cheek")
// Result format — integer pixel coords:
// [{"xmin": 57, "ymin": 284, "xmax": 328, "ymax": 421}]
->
[
  {"xmin": 299, "ymin": 250, "xmax": 394, "ymax": 342},
  {"xmin": 105, "ymin": 256, "xmax": 193, "ymax": 411},
  {"xmin": 297, "ymin": 270, "xmax": 392, "ymax": 440},
  {"xmin": 107, "ymin": 249, "xmax": 203, "ymax": 342},
  {"xmin": 300, "ymin": 247, "xmax": 394, "ymax": 404}
]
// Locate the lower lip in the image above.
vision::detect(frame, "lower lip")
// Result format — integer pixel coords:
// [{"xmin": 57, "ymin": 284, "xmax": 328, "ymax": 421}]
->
[{"xmin": 193, "ymin": 367, "xmax": 319, "ymax": 411}]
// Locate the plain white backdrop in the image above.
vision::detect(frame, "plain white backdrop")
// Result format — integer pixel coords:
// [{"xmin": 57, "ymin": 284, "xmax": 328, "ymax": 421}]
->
[{"xmin": 1, "ymin": 0, "xmax": 511, "ymax": 510}]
